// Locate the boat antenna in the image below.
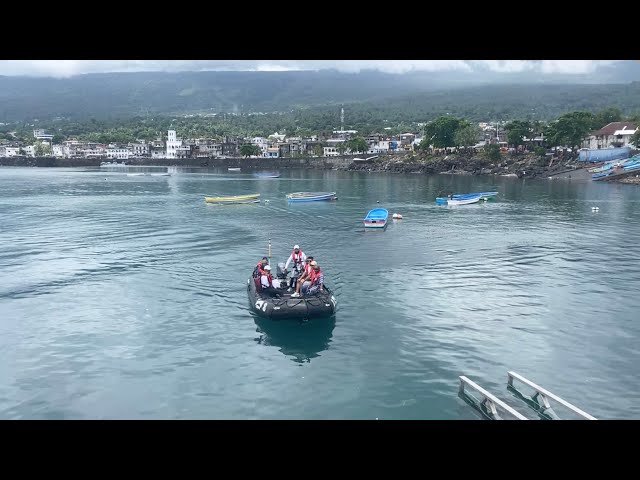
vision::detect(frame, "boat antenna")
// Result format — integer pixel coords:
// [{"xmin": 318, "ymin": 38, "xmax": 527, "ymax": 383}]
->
[{"xmin": 268, "ymin": 237, "xmax": 272, "ymax": 263}]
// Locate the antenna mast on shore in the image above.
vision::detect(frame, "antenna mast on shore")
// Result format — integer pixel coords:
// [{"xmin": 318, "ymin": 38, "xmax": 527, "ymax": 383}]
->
[{"xmin": 340, "ymin": 106, "xmax": 344, "ymax": 132}]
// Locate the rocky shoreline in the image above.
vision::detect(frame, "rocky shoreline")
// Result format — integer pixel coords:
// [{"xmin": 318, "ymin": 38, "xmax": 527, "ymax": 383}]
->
[
  {"xmin": 2, "ymin": 152, "xmax": 636, "ymax": 184},
  {"xmin": 341, "ymin": 152, "xmax": 584, "ymax": 179}
]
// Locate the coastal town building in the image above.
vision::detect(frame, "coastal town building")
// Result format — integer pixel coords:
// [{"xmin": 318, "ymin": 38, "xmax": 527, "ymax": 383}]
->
[
  {"xmin": 107, "ymin": 148, "xmax": 130, "ymax": 160},
  {"xmin": 165, "ymin": 130, "xmax": 182, "ymax": 159},
  {"xmin": 33, "ymin": 129, "xmax": 54, "ymax": 143},
  {"xmin": 0, "ymin": 146, "xmax": 21, "ymax": 157},
  {"xmin": 583, "ymin": 122, "xmax": 637, "ymax": 150}
]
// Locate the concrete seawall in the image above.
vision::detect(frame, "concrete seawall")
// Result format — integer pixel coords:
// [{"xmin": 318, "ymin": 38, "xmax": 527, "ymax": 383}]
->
[{"xmin": 0, "ymin": 156, "xmax": 361, "ymax": 169}]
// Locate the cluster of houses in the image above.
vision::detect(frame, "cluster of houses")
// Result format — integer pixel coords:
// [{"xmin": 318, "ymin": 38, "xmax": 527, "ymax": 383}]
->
[{"xmin": 1, "ymin": 121, "xmax": 635, "ymax": 160}]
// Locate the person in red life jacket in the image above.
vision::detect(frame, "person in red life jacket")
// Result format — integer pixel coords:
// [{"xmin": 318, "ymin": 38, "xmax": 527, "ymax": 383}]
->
[
  {"xmin": 253, "ymin": 257, "xmax": 269, "ymax": 278},
  {"xmin": 292, "ymin": 260, "xmax": 323, "ymax": 297},
  {"xmin": 252, "ymin": 257, "xmax": 268, "ymax": 289},
  {"xmin": 290, "ymin": 256, "xmax": 313, "ymax": 295},
  {"xmin": 260, "ymin": 265, "xmax": 280, "ymax": 297},
  {"xmin": 284, "ymin": 244, "xmax": 307, "ymax": 276}
]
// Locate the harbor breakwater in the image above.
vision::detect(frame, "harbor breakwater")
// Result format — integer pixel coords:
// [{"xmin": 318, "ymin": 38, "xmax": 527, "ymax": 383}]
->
[
  {"xmin": 0, "ymin": 155, "xmax": 358, "ymax": 169},
  {"xmin": 0, "ymin": 153, "xmax": 615, "ymax": 182}
]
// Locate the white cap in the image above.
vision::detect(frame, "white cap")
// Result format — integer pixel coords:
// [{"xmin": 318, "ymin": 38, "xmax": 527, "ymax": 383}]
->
[
  {"xmin": 294, "ymin": 244, "xmax": 300, "ymax": 249},
  {"xmin": 310, "ymin": 261, "xmax": 318, "ymax": 266},
  {"xmin": 264, "ymin": 265, "xmax": 271, "ymax": 271}
]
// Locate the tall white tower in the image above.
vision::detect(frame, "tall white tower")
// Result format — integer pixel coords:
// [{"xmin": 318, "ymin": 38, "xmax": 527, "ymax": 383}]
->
[
  {"xmin": 340, "ymin": 107, "xmax": 344, "ymax": 132},
  {"xmin": 166, "ymin": 130, "xmax": 181, "ymax": 159}
]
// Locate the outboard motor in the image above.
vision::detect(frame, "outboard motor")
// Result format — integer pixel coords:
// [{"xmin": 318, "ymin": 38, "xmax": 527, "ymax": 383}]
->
[
  {"xmin": 276, "ymin": 262, "xmax": 287, "ymax": 279},
  {"xmin": 276, "ymin": 262, "xmax": 288, "ymax": 289}
]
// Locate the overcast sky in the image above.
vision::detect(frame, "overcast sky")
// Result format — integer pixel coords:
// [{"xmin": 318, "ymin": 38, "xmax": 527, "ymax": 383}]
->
[{"xmin": 0, "ymin": 60, "xmax": 628, "ymax": 78}]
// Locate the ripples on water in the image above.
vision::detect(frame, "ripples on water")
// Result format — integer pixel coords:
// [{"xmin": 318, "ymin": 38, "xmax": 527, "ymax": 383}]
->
[{"xmin": 0, "ymin": 167, "xmax": 639, "ymax": 419}]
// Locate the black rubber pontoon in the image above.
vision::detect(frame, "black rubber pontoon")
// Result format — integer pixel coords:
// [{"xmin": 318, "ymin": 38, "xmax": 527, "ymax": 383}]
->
[{"xmin": 248, "ymin": 263, "xmax": 337, "ymax": 320}]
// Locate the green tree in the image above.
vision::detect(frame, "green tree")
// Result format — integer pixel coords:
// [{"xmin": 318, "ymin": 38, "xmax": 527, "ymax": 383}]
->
[
  {"xmin": 630, "ymin": 130, "xmax": 640, "ymax": 149},
  {"xmin": 34, "ymin": 141, "xmax": 51, "ymax": 156},
  {"xmin": 240, "ymin": 144, "xmax": 260, "ymax": 157},
  {"xmin": 546, "ymin": 111, "xmax": 595, "ymax": 150},
  {"xmin": 336, "ymin": 142, "xmax": 348, "ymax": 155},
  {"xmin": 417, "ymin": 137, "xmax": 431, "ymax": 152},
  {"xmin": 454, "ymin": 125, "xmax": 480, "ymax": 148},
  {"xmin": 484, "ymin": 143, "xmax": 501, "ymax": 162},
  {"xmin": 313, "ymin": 144, "xmax": 323, "ymax": 157},
  {"xmin": 533, "ymin": 146, "xmax": 547, "ymax": 158},
  {"xmin": 347, "ymin": 137, "xmax": 368, "ymax": 153},
  {"xmin": 52, "ymin": 134, "xmax": 65, "ymax": 144},
  {"xmin": 505, "ymin": 120, "xmax": 531, "ymax": 147},
  {"xmin": 593, "ymin": 107, "xmax": 622, "ymax": 129},
  {"xmin": 423, "ymin": 116, "xmax": 464, "ymax": 148}
]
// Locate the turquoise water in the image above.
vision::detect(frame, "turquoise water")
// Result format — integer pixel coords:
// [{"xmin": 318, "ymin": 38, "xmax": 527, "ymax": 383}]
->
[{"xmin": 1, "ymin": 166, "xmax": 639, "ymax": 419}]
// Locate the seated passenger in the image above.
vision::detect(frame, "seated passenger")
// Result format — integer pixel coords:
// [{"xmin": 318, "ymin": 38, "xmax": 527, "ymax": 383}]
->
[
  {"xmin": 260, "ymin": 265, "xmax": 280, "ymax": 298},
  {"xmin": 292, "ymin": 260, "xmax": 323, "ymax": 297},
  {"xmin": 290, "ymin": 256, "xmax": 313, "ymax": 295},
  {"xmin": 253, "ymin": 257, "xmax": 269, "ymax": 290},
  {"xmin": 302, "ymin": 261, "xmax": 323, "ymax": 297},
  {"xmin": 253, "ymin": 257, "xmax": 268, "ymax": 278}
]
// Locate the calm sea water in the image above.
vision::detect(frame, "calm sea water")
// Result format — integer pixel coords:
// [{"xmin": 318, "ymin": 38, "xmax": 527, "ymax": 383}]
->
[{"xmin": 1, "ymin": 166, "xmax": 639, "ymax": 420}]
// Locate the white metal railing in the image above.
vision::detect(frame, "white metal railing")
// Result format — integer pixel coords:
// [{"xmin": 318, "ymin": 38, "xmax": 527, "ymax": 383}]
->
[
  {"xmin": 459, "ymin": 376, "xmax": 528, "ymax": 420},
  {"xmin": 507, "ymin": 371, "xmax": 596, "ymax": 420}
]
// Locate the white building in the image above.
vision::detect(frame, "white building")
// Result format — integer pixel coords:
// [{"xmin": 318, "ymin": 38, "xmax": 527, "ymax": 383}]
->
[
  {"xmin": 583, "ymin": 122, "xmax": 637, "ymax": 149},
  {"xmin": 53, "ymin": 145, "xmax": 64, "ymax": 157},
  {"xmin": 33, "ymin": 129, "xmax": 54, "ymax": 143},
  {"xmin": 323, "ymin": 146, "xmax": 339, "ymax": 156},
  {"xmin": 263, "ymin": 147, "xmax": 279, "ymax": 158},
  {"xmin": 129, "ymin": 142, "xmax": 150, "ymax": 157},
  {"xmin": 24, "ymin": 145, "xmax": 35, "ymax": 157},
  {"xmin": 166, "ymin": 130, "xmax": 182, "ymax": 159},
  {"xmin": 251, "ymin": 137, "xmax": 269, "ymax": 155},
  {"xmin": 0, "ymin": 146, "xmax": 21, "ymax": 157},
  {"xmin": 368, "ymin": 141, "xmax": 390, "ymax": 154},
  {"xmin": 107, "ymin": 148, "xmax": 130, "ymax": 160},
  {"xmin": 268, "ymin": 132, "xmax": 286, "ymax": 142}
]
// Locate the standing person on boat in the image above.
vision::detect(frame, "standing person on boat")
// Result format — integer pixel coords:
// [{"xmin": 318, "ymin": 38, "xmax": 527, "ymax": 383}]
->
[
  {"xmin": 290, "ymin": 256, "xmax": 314, "ymax": 294},
  {"xmin": 260, "ymin": 265, "xmax": 280, "ymax": 298},
  {"xmin": 284, "ymin": 244, "xmax": 307, "ymax": 276}
]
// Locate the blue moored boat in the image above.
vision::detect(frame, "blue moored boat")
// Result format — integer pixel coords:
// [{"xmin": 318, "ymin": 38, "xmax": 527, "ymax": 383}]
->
[
  {"xmin": 286, "ymin": 192, "xmax": 337, "ymax": 202},
  {"xmin": 363, "ymin": 208, "xmax": 388, "ymax": 228}
]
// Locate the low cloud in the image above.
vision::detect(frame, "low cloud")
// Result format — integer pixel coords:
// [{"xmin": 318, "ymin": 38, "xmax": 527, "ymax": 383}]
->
[{"xmin": 0, "ymin": 59, "xmax": 625, "ymax": 78}]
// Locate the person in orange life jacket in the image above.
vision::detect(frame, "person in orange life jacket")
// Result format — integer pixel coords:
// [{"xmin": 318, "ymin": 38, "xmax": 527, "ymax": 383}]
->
[
  {"xmin": 253, "ymin": 257, "xmax": 269, "ymax": 278},
  {"xmin": 291, "ymin": 256, "xmax": 313, "ymax": 296},
  {"xmin": 292, "ymin": 260, "xmax": 323, "ymax": 297},
  {"xmin": 252, "ymin": 257, "xmax": 268, "ymax": 290},
  {"xmin": 285, "ymin": 244, "xmax": 307, "ymax": 288},
  {"xmin": 260, "ymin": 265, "xmax": 280, "ymax": 297}
]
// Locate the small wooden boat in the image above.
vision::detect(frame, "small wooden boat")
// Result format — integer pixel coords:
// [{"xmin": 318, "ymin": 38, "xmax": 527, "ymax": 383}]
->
[
  {"xmin": 446, "ymin": 196, "xmax": 481, "ymax": 205},
  {"xmin": 457, "ymin": 191, "xmax": 497, "ymax": 200},
  {"xmin": 436, "ymin": 191, "xmax": 497, "ymax": 204},
  {"xmin": 286, "ymin": 192, "xmax": 337, "ymax": 202},
  {"xmin": 228, "ymin": 167, "xmax": 241, "ymax": 172},
  {"xmin": 254, "ymin": 172, "xmax": 280, "ymax": 178},
  {"xmin": 364, "ymin": 208, "xmax": 388, "ymax": 228},
  {"xmin": 205, "ymin": 193, "xmax": 260, "ymax": 204}
]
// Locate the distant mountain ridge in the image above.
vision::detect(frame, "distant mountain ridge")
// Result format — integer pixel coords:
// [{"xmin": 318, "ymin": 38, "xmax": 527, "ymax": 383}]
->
[{"xmin": 1, "ymin": 69, "xmax": 639, "ymax": 122}]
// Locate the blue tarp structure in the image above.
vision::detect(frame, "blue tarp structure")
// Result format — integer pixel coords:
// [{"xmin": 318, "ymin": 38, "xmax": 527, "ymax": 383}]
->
[{"xmin": 579, "ymin": 147, "xmax": 631, "ymax": 162}]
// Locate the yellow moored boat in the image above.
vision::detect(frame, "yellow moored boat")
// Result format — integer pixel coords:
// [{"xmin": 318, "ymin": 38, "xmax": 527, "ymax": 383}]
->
[{"xmin": 205, "ymin": 193, "xmax": 260, "ymax": 204}]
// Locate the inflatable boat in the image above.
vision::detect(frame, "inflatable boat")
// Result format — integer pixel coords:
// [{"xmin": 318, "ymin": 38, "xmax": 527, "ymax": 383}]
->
[{"xmin": 247, "ymin": 263, "xmax": 337, "ymax": 320}]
